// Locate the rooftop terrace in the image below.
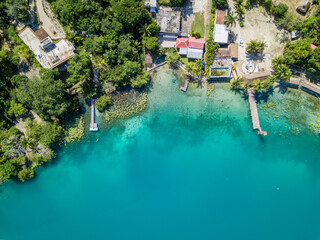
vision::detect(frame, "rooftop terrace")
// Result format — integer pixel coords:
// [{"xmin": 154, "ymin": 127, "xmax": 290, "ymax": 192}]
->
[
  {"xmin": 18, "ymin": 27, "xmax": 75, "ymax": 69},
  {"xmin": 156, "ymin": 10, "xmax": 181, "ymax": 34}
]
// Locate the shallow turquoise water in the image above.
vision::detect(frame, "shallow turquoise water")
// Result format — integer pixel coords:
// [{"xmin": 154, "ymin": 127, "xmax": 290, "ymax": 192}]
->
[{"xmin": 1, "ymin": 68, "xmax": 320, "ymax": 240}]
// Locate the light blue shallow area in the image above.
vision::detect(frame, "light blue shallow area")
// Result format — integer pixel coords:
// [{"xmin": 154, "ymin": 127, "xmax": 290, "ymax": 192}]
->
[{"xmin": 1, "ymin": 68, "xmax": 320, "ymax": 240}]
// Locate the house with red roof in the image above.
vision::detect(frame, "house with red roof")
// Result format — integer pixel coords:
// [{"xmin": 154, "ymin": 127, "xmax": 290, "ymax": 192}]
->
[{"xmin": 175, "ymin": 37, "xmax": 205, "ymax": 59}]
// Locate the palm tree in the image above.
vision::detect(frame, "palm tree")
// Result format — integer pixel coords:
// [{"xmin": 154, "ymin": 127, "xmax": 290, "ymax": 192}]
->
[
  {"xmin": 243, "ymin": 82, "xmax": 250, "ymax": 91},
  {"xmin": 246, "ymin": 40, "xmax": 266, "ymax": 54},
  {"xmin": 252, "ymin": 79, "xmax": 263, "ymax": 91},
  {"xmin": 272, "ymin": 56, "xmax": 286, "ymax": 72},
  {"xmin": 267, "ymin": 75, "xmax": 277, "ymax": 84},
  {"xmin": 225, "ymin": 12, "xmax": 237, "ymax": 27},
  {"xmin": 276, "ymin": 64, "xmax": 292, "ymax": 82},
  {"xmin": 236, "ymin": 7, "xmax": 245, "ymax": 19},
  {"xmin": 231, "ymin": 77, "xmax": 244, "ymax": 90},
  {"xmin": 141, "ymin": 24, "xmax": 152, "ymax": 39}
]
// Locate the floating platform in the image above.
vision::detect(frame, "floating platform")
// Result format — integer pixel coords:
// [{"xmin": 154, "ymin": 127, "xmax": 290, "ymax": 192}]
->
[{"xmin": 89, "ymin": 98, "xmax": 98, "ymax": 132}]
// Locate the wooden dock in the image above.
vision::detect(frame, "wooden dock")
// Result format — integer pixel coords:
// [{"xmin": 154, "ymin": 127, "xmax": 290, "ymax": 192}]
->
[
  {"xmin": 180, "ymin": 75, "xmax": 190, "ymax": 92},
  {"xmin": 247, "ymin": 89, "xmax": 267, "ymax": 136}
]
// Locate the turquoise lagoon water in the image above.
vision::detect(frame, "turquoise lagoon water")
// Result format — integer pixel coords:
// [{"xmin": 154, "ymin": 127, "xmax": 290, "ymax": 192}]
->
[{"xmin": 1, "ymin": 68, "xmax": 320, "ymax": 240}]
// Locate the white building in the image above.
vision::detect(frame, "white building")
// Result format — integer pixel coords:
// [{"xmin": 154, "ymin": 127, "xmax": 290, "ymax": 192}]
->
[
  {"xmin": 18, "ymin": 27, "xmax": 75, "ymax": 69},
  {"xmin": 213, "ymin": 9, "xmax": 229, "ymax": 45}
]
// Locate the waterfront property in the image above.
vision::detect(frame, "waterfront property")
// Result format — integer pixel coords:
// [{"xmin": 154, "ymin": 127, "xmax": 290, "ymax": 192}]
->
[
  {"xmin": 18, "ymin": 26, "xmax": 75, "ymax": 69},
  {"xmin": 175, "ymin": 37, "xmax": 205, "ymax": 59},
  {"xmin": 214, "ymin": 9, "xmax": 229, "ymax": 45},
  {"xmin": 156, "ymin": 10, "xmax": 181, "ymax": 48}
]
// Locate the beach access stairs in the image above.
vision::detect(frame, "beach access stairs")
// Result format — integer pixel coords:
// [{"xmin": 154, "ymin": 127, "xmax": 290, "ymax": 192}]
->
[
  {"xmin": 247, "ymin": 88, "xmax": 267, "ymax": 136},
  {"xmin": 90, "ymin": 98, "xmax": 98, "ymax": 132}
]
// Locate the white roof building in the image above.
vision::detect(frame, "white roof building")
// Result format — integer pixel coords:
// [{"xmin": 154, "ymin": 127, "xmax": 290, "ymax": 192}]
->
[
  {"xmin": 187, "ymin": 48, "xmax": 203, "ymax": 59},
  {"xmin": 18, "ymin": 27, "xmax": 75, "ymax": 69},
  {"xmin": 214, "ymin": 24, "xmax": 229, "ymax": 45}
]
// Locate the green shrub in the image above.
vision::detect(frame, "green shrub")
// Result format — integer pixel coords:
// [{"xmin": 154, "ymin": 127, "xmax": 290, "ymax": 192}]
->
[
  {"xmin": 191, "ymin": 31, "xmax": 201, "ymax": 39},
  {"xmin": 96, "ymin": 95, "xmax": 112, "ymax": 111},
  {"xmin": 18, "ymin": 168, "xmax": 34, "ymax": 182},
  {"xmin": 240, "ymin": 21, "xmax": 244, "ymax": 27},
  {"xmin": 274, "ymin": 3, "xmax": 288, "ymax": 18}
]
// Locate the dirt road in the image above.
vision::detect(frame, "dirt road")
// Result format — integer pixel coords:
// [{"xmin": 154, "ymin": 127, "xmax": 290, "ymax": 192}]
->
[{"xmin": 35, "ymin": 0, "xmax": 65, "ymax": 39}]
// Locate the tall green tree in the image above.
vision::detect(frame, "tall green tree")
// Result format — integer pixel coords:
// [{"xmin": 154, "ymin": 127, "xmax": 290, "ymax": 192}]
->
[
  {"xmin": 276, "ymin": 64, "xmax": 292, "ymax": 82},
  {"xmin": 67, "ymin": 53, "xmax": 92, "ymax": 86},
  {"xmin": 5, "ymin": 0, "xmax": 30, "ymax": 22},
  {"xmin": 12, "ymin": 70, "xmax": 73, "ymax": 121},
  {"xmin": 252, "ymin": 79, "xmax": 263, "ymax": 91},
  {"xmin": 166, "ymin": 48, "xmax": 180, "ymax": 65}
]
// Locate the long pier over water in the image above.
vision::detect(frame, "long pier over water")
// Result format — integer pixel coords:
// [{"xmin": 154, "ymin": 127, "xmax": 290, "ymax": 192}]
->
[{"xmin": 247, "ymin": 89, "xmax": 267, "ymax": 136}]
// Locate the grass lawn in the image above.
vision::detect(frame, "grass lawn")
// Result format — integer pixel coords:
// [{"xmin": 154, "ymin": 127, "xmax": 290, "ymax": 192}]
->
[
  {"xmin": 158, "ymin": 0, "xmax": 171, "ymax": 5},
  {"xmin": 180, "ymin": 57, "xmax": 189, "ymax": 66},
  {"xmin": 192, "ymin": 12, "xmax": 205, "ymax": 38}
]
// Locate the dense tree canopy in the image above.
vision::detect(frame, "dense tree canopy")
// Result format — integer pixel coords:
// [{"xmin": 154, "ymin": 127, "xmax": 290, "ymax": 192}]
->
[{"xmin": 51, "ymin": 0, "xmax": 155, "ymax": 89}]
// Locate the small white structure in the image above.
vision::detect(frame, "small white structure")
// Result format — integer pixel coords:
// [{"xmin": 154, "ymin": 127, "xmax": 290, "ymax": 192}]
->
[
  {"xmin": 18, "ymin": 27, "xmax": 75, "ymax": 69},
  {"xmin": 291, "ymin": 31, "xmax": 299, "ymax": 40},
  {"xmin": 214, "ymin": 9, "xmax": 229, "ymax": 45},
  {"xmin": 214, "ymin": 24, "xmax": 229, "ymax": 45},
  {"xmin": 187, "ymin": 48, "xmax": 203, "ymax": 59}
]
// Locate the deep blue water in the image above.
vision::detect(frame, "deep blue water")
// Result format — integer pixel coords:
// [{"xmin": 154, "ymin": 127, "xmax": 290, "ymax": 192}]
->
[{"xmin": 1, "ymin": 68, "xmax": 320, "ymax": 240}]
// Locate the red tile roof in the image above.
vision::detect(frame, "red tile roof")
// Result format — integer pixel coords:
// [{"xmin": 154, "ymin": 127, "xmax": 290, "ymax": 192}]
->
[
  {"xmin": 311, "ymin": 44, "xmax": 318, "ymax": 50},
  {"xmin": 188, "ymin": 37, "xmax": 205, "ymax": 49},
  {"xmin": 176, "ymin": 38, "xmax": 189, "ymax": 48},
  {"xmin": 216, "ymin": 9, "xmax": 227, "ymax": 25}
]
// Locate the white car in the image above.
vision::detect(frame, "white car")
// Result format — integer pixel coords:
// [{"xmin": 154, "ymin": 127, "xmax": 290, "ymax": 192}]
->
[{"xmin": 239, "ymin": 39, "xmax": 244, "ymax": 47}]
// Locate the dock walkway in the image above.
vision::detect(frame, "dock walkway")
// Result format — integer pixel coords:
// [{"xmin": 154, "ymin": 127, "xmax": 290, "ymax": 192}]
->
[
  {"xmin": 147, "ymin": 61, "xmax": 167, "ymax": 72},
  {"xmin": 247, "ymin": 89, "xmax": 267, "ymax": 136},
  {"xmin": 180, "ymin": 75, "xmax": 190, "ymax": 92},
  {"xmin": 89, "ymin": 99, "xmax": 98, "ymax": 132}
]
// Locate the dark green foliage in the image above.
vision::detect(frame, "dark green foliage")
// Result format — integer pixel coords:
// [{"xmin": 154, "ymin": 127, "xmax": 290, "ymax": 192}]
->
[
  {"xmin": 273, "ymin": 3, "xmax": 288, "ymax": 18},
  {"xmin": 165, "ymin": 48, "xmax": 180, "ymax": 65},
  {"xmin": 5, "ymin": 0, "xmax": 30, "ymax": 22},
  {"xmin": 67, "ymin": 52, "xmax": 92, "ymax": 85},
  {"xmin": 159, "ymin": 0, "xmax": 187, "ymax": 7},
  {"xmin": 191, "ymin": 31, "xmax": 202, "ymax": 39},
  {"xmin": 144, "ymin": 37, "xmax": 161, "ymax": 56},
  {"xmin": 51, "ymin": 0, "xmax": 154, "ymax": 88},
  {"xmin": 25, "ymin": 119, "xmax": 64, "ymax": 147},
  {"xmin": 96, "ymin": 95, "xmax": 112, "ymax": 111},
  {"xmin": 12, "ymin": 69, "xmax": 73, "ymax": 121},
  {"xmin": 214, "ymin": 0, "xmax": 228, "ymax": 8},
  {"xmin": 18, "ymin": 168, "xmax": 34, "ymax": 182},
  {"xmin": 80, "ymin": 81, "xmax": 97, "ymax": 99}
]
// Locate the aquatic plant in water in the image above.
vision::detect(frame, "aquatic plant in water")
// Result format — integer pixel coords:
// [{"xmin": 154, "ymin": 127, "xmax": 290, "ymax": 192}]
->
[
  {"xmin": 64, "ymin": 117, "xmax": 85, "ymax": 144},
  {"xmin": 105, "ymin": 90, "xmax": 147, "ymax": 123}
]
